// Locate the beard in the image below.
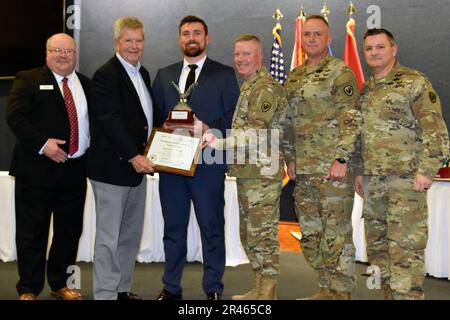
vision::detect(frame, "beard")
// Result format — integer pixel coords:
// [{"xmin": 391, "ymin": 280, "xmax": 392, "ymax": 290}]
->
[{"xmin": 182, "ymin": 42, "xmax": 205, "ymax": 58}]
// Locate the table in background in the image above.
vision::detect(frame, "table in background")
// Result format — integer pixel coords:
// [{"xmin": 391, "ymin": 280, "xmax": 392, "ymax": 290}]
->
[
  {"xmin": 2, "ymin": 172, "xmax": 449, "ymax": 279},
  {"xmin": 351, "ymin": 181, "xmax": 450, "ymax": 279},
  {"xmin": 0, "ymin": 172, "xmax": 248, "ymax": 266}
]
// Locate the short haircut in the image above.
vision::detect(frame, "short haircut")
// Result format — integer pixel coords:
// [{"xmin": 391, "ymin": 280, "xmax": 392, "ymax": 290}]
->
[
  {"xmin": 114, "ymin": 16, "xmax": 144, "ymax": 40},
  {"xmin": 234, "ymin": 34, "xmax": 261, "ymax": 44},
  {"xmin": 234, "ymin": 34, "xmax": 263, "ymax": 55},
  {"xmin": 304, "ymin": 14, "xmax": 329, "ymax": 28},
  {"xmin": 178, "ymin": 15, "xmax": 208, "ymax": 35},
  {"xmin": 364, "ymin": 28, "xmax": 396, "ymax": 45}
]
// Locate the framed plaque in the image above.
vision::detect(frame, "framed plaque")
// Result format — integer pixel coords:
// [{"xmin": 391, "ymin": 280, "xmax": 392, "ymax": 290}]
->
[{"xmin": 144, "ymin": 128, "xmax": 202, "ymax": 177}]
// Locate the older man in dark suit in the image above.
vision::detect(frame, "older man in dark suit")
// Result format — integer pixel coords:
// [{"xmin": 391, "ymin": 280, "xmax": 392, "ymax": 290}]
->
[
  {"xmin": 7, "ymin": 33, "xmax": 91, "ymax": 300},
  {"xmin": 88, "ymin": 16, "xmax": 157, "ymax": 300},
  {"xmin": 152, "ymin": 15, "xmax": 240, "ymax": 300}
]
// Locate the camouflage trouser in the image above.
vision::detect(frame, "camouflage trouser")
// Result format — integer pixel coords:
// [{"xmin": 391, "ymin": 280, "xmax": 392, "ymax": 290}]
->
[
  {"xmin": 236, "ymin": 178, "xmax": 281, "ymax": 277},
  {"xmin": 293, "ymin": 174, "xmax": 356, "ymax": 293},
  {"xmin": 363, "ymin": 176, "xmax": 428, "ymax": 300}
]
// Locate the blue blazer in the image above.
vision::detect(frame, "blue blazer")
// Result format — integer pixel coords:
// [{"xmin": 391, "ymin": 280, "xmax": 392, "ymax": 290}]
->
[{"xmin": 152, "ymin": 57, "xmax": 240, "ymax": 171}]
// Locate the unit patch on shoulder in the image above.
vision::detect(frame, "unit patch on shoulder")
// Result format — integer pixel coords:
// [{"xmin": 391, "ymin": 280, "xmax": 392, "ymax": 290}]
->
[
  {"xmin": 261, "ymin": 101, "xmax": 272, "ymax": 112},
  {"xmin": 429, "ymin": 91, "xmax": 437, "ymax": 104},
  {"xmin": 344, "ymin": 85, "xmax": 354, "ymax": 96}
]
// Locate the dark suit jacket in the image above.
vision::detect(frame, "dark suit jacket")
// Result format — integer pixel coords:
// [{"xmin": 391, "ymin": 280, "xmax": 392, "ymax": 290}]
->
[
  {"xmin": 88, "ymin": 55, "xmax": 159, "ymax": 187},
  {"xmin": 6, "ymin": 65, "xmax": 91, "ymax": 182},
  {"xmin": 152, "ymin": 57, "xmax": 239, "ymax": 171}
]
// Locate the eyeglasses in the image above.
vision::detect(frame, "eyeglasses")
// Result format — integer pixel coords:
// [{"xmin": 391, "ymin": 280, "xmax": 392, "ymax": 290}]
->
[{"xmin": 47, "ymin": 48, "xmax": 76, "ymax": 55}]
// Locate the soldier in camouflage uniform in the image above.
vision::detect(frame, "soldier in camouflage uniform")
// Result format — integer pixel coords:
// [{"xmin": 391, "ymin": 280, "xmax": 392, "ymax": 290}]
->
[
  {"xmin": 283, "ymin": 15, "xmax": 360, "ymax": 300},
  {"xmin": 203, "ymin": 34, "xmax": 294, "ymax": 300},
  {"xmin": 349, "ymin": 28, "xmax": 450, "ymax": 300}
]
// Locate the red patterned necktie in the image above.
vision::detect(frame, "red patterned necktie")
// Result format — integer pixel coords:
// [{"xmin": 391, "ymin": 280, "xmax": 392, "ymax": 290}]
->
[{"xmin": 62, "ymin": 77, "xmax": 79, "ymax": 155}]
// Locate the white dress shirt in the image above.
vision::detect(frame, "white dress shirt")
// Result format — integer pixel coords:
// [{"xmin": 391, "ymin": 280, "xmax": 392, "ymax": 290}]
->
[
  {"xmin": 39, "ymin": 71, "xmax": 90, "ymax": 158},
  {"xmin": 116, "ymin": 52, "xmax": 153, "ymax": 139},
  {"xmin": 178, "ymin": 55, "xmax": 207, "ymax": 93}
]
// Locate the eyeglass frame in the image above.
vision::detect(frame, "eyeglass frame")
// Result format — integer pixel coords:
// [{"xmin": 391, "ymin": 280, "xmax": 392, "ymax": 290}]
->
[{"xmin": 47, "ymin": 47, "xmax": 76, "ymax": 55}]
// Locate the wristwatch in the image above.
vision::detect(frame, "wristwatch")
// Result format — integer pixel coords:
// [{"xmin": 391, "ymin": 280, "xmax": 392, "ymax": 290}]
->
[{"xmin": 336, "ymin": 158, "xmax": 347, "ymax": 164}]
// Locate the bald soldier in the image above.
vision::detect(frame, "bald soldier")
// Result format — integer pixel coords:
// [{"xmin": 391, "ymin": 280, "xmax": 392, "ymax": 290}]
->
[
  {"xmin": 349, "ymin": 28, "xmax": 449, "ymax": 300},
  {"xmin": 283, "ymin": 15, "xmax": 360, "ymax": 300},
  {"xmin": 203, "ymin": 34, "xmax": 294, "ymax": 300}
]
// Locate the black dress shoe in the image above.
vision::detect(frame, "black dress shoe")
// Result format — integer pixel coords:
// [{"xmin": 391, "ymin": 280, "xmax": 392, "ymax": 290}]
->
[
  {"xmin": 117, "ymin": 292, "xmax": 143, "ymax": 300},
  {"xmin": 156, "ymin": 290, "xmax": 182, "ymax": 300},
  {"xmin": 206, "ymin": 292, "xmax": 222, "ymax": 300}
]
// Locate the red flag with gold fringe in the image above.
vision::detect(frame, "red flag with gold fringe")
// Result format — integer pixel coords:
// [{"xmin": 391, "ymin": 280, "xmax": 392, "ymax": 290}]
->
[{"xmin": 344, "ymin": 17, "xmax": 365, "ymax": 90}]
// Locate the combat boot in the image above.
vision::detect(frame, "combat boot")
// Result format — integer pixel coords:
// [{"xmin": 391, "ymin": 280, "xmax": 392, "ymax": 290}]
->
[
  {"xmin": 382, "ymin": 285, "xmax": 393, "ymax": 300},
  {"xmin": 231, "ymin": 272, "xmax": 261, "ymax": 300},
  {"xmin": 259, "ymin": 276, "xmax": 277, "ymax": 300},
  {"xmin": 297, "ymin": 287, "xmax": 333, "ymax": 300},
  {"xmin": 330, "ymin": 289, "xmax": 352, "ymax": 300}
]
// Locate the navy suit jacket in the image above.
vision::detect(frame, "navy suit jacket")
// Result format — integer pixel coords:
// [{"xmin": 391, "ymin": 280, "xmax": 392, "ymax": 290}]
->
[
  {"xmin": 88, "ymin": 55, "xmax": 159, "ymax": 186},
  {"xmin": 152, "ymin": 57, "xmax": 239, "ymax": 171},
  {"xmin": 6, "ymin": 66, "xmax": 91, "ymax": 182}
]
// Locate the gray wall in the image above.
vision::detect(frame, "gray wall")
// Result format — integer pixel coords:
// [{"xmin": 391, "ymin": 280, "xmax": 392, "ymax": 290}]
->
[
  {"xmin": 1, "ymin": 0, "xmax": 450, "ymax": 170},
  {"xmin": 79, "ymin": 0, "xmax": 449, "ymax": 128}
]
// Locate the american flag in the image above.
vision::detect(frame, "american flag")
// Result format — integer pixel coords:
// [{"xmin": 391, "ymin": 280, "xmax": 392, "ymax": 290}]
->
[{"xmin": 269, "ymin": 23, "xmax": 286, "ymax": 85}]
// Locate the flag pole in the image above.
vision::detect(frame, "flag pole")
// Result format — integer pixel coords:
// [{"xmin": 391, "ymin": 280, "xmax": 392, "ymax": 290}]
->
[
  {"xmin": 348, "ymin": 1, "xmax": 356, "ymax": 18},
  {"xmin": 272, "ymin": 8, "xmax": 283, "ymax": 45},
  {"xmin": 321, "ymin": 2, "xmax": 333, "ymax": 55},
  {"xmin": 321, "ymin": 1, "xmax": 330, "ymax": 22},
  {"xmin": 298, "ymin": 6, "xmax": 306, "ymax": 20}
]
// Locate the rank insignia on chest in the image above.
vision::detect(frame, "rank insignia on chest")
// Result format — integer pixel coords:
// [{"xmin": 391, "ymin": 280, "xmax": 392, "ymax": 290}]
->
[
  {"xmin": 344, "ymin": 85, "xmax": 354, "ymax": 96},
  {"xmin": 429, "ymin": 91, "xmax": 437, "ymax": 103},
  {"xmin": 261, "ymin": 101, "xmax": 272, "ymax": 112}
]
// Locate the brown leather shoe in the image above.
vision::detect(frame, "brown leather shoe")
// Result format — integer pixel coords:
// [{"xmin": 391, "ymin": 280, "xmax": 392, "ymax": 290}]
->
[
  {"xmin": 18, "ymin": 293, "xmax": 37, "ymax": 300},
  {"xmin": 50, "ymin": 287, "xmax": 82, "ymax": 300}
]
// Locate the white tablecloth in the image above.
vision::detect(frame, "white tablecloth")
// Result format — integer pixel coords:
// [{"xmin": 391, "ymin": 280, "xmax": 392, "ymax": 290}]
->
[
  {"xmin": 1, "ymin": 172, "xmax": 449, "ymax": 279},
  {"xmin": 351, "ymin": 181, "xmax": 450, "ymax": 279},
  {"xmin": 0, "ymin": 172, "xmax": 249, "ymax": 266}
]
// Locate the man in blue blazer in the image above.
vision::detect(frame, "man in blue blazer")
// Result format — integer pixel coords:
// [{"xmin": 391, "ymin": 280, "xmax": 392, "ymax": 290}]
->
[{"xmin": 152, "ymin": 15, "xmax": 240, "ymax": 300}]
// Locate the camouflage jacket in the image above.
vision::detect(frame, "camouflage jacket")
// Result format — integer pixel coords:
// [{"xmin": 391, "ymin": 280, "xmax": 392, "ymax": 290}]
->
[
  {"xmin": 352, "ymin": 62, "xmax": 449, "ymax": 177},
  {"xmin": 283, "ymin": 54, "xmax": 360, "ymax": 174},
  {"xmin": 217, "ymin": 67, "xmax": 294, "ymax": 179}
]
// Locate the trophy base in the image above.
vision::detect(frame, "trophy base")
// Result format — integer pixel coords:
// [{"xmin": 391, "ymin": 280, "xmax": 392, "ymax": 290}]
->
[
  {"xmin": 165, "ymin": 110, "xmax": 194, "ymax": 132},
  {"xmin": 166, "ymin": 110, "xmax": 194, "ymax": 124}
]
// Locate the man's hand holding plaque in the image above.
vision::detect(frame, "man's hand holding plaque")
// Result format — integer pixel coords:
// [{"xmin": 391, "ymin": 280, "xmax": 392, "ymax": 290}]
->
[{"xmin": 130, "ymin": 154, "xmax": 155, "ymax": 174}]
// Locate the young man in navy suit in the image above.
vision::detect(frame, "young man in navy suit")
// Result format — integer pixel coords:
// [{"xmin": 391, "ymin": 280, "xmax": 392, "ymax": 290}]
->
[{"xmin": 152, "ymin": 15, "xmax": 240, "ymax": 300}]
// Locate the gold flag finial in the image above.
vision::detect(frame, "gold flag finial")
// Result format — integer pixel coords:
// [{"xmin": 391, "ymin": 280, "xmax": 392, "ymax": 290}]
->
[
  {"xmin": 348, "ymin": 2, "xmax": 356, "ymax": 17},
  {"xmin": 321, "ymin": 2, "xmax": 330, "ymax": 21},
  {"xmin": 273, "ymin": 8, "xmax": 283, "ymax": 22},
  {"xmin": 298, "ymin": 6, "xmax": 306, "ymax": 19}
]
